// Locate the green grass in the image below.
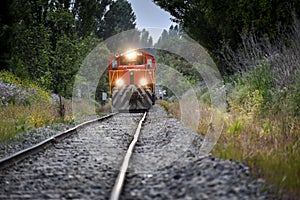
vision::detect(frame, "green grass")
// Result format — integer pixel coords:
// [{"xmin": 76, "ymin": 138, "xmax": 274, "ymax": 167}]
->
[
  {"xmin": 0, "ymin": 103, "xmax": 73, "ymax": 142},
  {"xmin": 0, "ymin": 99, "xmax": 114, "ymax": 142},
  {"xmin": 215, "ymin": 113, "xmax": 300, "ymax": 198},
  {"xmin": 159, "ymin": 100, "xmax": 300, "ymax": 199},
  {"xmin": 0, "ymin": 71, "xmax": 75, "ymax": 142},
  {"xmin": 156, "ymin": 100, "xmax": 170, "ymax": 113}
]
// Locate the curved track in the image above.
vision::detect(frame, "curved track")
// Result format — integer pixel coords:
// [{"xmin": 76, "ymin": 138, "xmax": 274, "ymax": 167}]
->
[
  {"xmin": 110, "ymin": 112, "xmax": 147, "ymax": 200},
  {"xmin": 0, "ymin": 106, "xmax": 272, "ymax": 199},
  {"xmin": 0, "ymin": 112, "xmax": 148, "ymax": 199}
]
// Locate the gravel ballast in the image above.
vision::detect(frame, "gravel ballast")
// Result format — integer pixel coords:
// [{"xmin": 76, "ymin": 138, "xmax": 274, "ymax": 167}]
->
[
  {"xmin": 0, "ymin": 124, "xmax": 70, "ymax": 158},
  {"xmin": 121, "ymin": 105, "xmax": 273, "ymax": 199},
  {"xmin": 0, "ymin": 105, "xmax": 274, "ymax": 199}
]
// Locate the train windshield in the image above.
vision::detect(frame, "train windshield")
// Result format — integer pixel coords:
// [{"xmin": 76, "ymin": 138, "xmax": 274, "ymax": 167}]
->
[{"xmin": 120, "ymin": 56, "xmax": 144, "ymax": 65}]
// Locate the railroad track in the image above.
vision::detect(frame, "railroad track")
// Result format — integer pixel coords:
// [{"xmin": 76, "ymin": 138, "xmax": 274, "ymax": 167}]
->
[
  {"xmin": 0, "ymin": 105, "xmax": 272, "ymax": 199},
  {"xmin": 110, "ymin": 111, "xmax": 147, "ymax": 200},
  {"xmin": 0, "ymin": 111, "xmax": 148, "ymax": 199},
  {"xmin": 0, "ymin": 113, "xmax": 116, "ymax": 170}
]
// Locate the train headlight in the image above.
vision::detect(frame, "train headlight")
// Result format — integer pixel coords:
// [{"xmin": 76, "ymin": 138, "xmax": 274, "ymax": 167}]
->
[
  {"xmin": 125, "ymin": 51, "xmax": 137, "ymax": 60},
  {"xmin": 116, "ymin": 79, "xmax": 124, "ymax": 87},
  {"xmin": 140, "ymin": 78, "xmax": 147, "ymax": 86}
]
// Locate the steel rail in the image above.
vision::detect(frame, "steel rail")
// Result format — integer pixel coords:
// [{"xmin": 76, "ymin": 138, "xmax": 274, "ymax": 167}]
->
[
  {"xmin": 110, "ymin": 111, "xmax": 147, "ymax": 200},
  {"xmin": 0, "ymin": 113, "xmax": 116, "ymax": 170}
]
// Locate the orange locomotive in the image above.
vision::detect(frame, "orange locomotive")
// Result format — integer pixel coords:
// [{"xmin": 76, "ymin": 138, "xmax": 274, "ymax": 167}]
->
[{"xmin": 108, "ymin": 50, "xmax": 156, "ymax": 111}]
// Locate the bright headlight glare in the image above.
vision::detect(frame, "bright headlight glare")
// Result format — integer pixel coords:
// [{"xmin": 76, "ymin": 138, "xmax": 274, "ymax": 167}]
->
[
  {"xmin": 140, "ymin": 78, "xmax": 147, "ymax": 86},
  {"xmin": 116, "ymin": 79, "xmax": 124, "ymax": 87},
  {"xmin": 125, "ymin": 51, "xmax": 137, "ymax": 59}
]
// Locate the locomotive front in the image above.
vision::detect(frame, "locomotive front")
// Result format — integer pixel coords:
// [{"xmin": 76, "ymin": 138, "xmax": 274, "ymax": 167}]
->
[{"xmin": 108, "ymin": 50, "xmax": 156, "ymax": 111}]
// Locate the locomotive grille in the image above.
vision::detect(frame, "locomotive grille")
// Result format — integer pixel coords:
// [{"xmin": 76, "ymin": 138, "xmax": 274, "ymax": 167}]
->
[{"xmin": 112, "ymin": 85, "xmax": 153, "ymax": 111}]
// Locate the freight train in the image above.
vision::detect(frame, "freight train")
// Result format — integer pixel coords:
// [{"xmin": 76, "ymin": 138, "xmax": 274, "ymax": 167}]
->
[{"xmin": 108, "ymin": 50, "xmax": 156, "ymax": 111}]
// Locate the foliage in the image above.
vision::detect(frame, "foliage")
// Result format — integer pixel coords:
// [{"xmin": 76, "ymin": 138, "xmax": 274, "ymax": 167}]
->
[
  {"xmin": 153, "ymin": 0, "xmax": 300, "ymax": 73},
  {"xmin": 222, "ymin": 16, "xmax": 300, "ymax": 87},
  {"xmin": 196, "ymin": 86, "xmax": 211, "ymax": 106},
  {"xmin": 0, "ymin": 0, "xmax": 134, "ymax": 88},
  {"xmin": 155, "ymin": 25, "xmax": 202, "ymax": 97},
  {"xmin": 228, "ymin": 66, "xmax": 274, "ymax": 116},
  {"xmin": 9, "ymin": 23, "xmax": 52, "ymax": 86},
  {"xmin": 218, "ymin": 25, "xmax": 300, "ymax": 198},
  {"xmin": 0, "ymin": 75, "xmax": 73, "ymax": 141},
  {"xmin": 51, "ymin": 35, "xmax": 81, "ymax": 97},
  {"xmin": 224, "ymin": 18, "xmax": 300, "ymax": 117},
  {"xmin": 140, "ymin": 29, "xmax": 154, "ymax": 47},
  {"xmin": 156, "ymin": 21, "xmax": 300, "ymax": 197},
  {"xmin": 156, "ymin": 100, "xmax": 170, "ymax": 112},
  {"xmin": 96, "ymin": 0, "xmax": 136, "ymax": 39},
  {"xmin": 212, "ymin": 109, "xmax": 300, "ymax": 198},
  {"xmin": 76, "ymin": 42, "xmax": 112, "ymax": 105},
  {"xmin": 0, "ymin": 102, "xmax": 73, "ymax": 142},
  {"xmin": 74, "ymin": 0, "xmax": 111, "ymax": 37},
  {"xmin": 161, "ymin": 95, "xmax": 300, "ymax": 198},
  {"xmin": 0, "ymin": 71, "xmax": 50, "ymax": 105},
  {"xmin": 286, "ymin": 76, "xmax": 300, "ymax": 117},
  {"xmin": 0, "ymin": 0, "xmax": 139, "ymax": 119}
]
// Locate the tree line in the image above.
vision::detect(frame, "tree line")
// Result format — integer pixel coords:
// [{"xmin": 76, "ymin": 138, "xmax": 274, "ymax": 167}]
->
[
  {"xmin": 153, "ymin": 0, "xmax": 300, "ymax": 74},
  {"xmin": 0, "ymin": 0, "xmax": 154, "ymax": 117}
]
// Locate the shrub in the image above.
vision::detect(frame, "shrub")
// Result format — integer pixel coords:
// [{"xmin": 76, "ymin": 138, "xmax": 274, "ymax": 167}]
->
[
  {"xmin": 0, "ymin": 71, "xmax": 50, "ymax": 106},
  {"xmin": 228, "ymin": 62, "xmax": 275, "ymax": 115}
]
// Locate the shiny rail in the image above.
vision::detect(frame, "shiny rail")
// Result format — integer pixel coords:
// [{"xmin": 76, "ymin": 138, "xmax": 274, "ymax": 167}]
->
[
  {"xmin": 0, "ymin": 113, "xmax": 116, "ymax": 170},
  {"xmin": 110, "ymin": 111, "xmax": 147, "ymax": 200}
]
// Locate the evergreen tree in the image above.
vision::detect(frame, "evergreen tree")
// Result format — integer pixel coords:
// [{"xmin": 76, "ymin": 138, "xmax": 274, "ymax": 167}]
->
[
  {"xmin": 140, "ymin": 28, "xmax": 153, "ymax": 47},
  {"xmin": 96, "ymin": 0, "xmax": 136, "ymax": 39},
  {"xmin": 73, "ymin": 0, "xmax": 111, "ymax": 37},
  {"xmin": 155, "ymin": 25, "xmax": 200, "ymax": 85},
  {"xmin": 155, "ymin": 25, "xmax": 181, "ymax": 48}
]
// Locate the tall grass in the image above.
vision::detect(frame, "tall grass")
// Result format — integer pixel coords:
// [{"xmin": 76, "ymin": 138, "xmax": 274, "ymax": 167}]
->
[
  {"xmin": 215, "ymin": 16, "xmax": 300, "ymax": 198},
  {"xmin": 0, "ymin": 71, "xmax": 74, "ymax": 142},
  {"xmin": 157, "ymin": 16, "xmax": 300, "ymax": 198},
  {"xmin": 158, "ymin": 98, "xmax": 299, "ymax": 198},
  {"xmin": 213, "ymin": 109, "xmax": 300, "ymax": 198},
  {"xmin": 0, "ymin": 102, "xmax": 73, "ymax": 142}
]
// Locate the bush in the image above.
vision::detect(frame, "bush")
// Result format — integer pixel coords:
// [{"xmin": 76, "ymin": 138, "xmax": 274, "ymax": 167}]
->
[
  {"xmin": 219, "ymin": 18, "xmax": 300, "ymax": 198},
  {"xmin": 0, "ymin": 71, "xmax": 50, "ymax": 106},
  {"xmin": 227, "ymin": 64, "xmax": 273, "ymax": 117}
]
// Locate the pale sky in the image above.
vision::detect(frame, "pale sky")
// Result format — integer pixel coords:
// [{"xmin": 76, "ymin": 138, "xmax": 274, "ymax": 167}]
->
[{"xmin": 126, "ymin": 0, "xmax": 176, "ymax": 43}]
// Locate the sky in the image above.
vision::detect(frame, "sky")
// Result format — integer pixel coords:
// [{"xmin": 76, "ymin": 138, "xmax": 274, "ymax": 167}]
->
[{"xmin": 126, "ymin": 0, "xmax": 176, "ymax": 43}]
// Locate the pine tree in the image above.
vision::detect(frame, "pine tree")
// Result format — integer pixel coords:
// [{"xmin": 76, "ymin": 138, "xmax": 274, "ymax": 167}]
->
[{"xmin": 96, "ymin": 0, "xmax": 136, "ymax": 39}]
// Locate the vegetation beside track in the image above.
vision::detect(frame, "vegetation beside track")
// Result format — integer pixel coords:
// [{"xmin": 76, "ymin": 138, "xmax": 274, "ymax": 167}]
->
[
  {"xmin": 0, "ymin": 71, "xmax": 113, "ymax": 142},
  {"xmin": 157, "ymin": 68, "xmax": 300, "ymax": 198},
  {"xmin": 156, "ymin": 15, "xmax": 300, "ymax": 198},
  {"xmin": 0, "ymin": 72, "xmax": 74, "ymax": 142}
]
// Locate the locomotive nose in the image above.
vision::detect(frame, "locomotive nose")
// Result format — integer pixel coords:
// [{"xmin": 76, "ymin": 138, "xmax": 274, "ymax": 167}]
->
[{"xmin": 109, "ymin": 50, "xmax": 155, "ymax": 112}]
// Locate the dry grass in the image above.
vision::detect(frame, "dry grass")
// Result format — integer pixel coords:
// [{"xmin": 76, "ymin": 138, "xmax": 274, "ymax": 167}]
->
[
  {"xmin": 213, "ymin": 109, "xmax": 300, "ymax": 198},
  {"xmin": 0, "ymin": 98, "xmax": 113, "ymax": 142},
  {"xmin": 0, "ymin": 102, "xmax": 73, "ymax": 142},
  {"xmin": 158, "ymin": 100, "xmax": 300, "ymax": 198},
  {"xmin": 217, "ymin": 17, "xmax": 300, "ymax": 198}
]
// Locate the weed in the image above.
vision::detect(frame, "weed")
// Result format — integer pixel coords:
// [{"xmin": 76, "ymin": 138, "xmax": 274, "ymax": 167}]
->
[
  {"xmin": 156, "ymin": 100, "xmax": 170, "ymax": 113},
  {"xmin": 160, "ymin": 99, "xmax": 300, "ymax": 198}
]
